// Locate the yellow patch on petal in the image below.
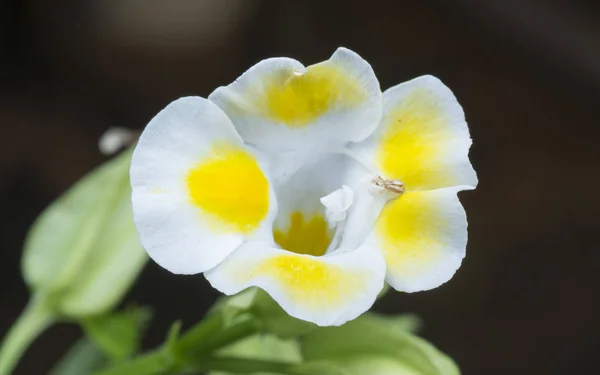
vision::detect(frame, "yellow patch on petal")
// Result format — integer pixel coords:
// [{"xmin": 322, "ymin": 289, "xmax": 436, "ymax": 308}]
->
[
  {"xmin": 186, "ymin": 143, "xmax": 269, "ymax": 233},
  {"xmin": 376, "ymin": 191, "xmax": 442, "ymax": 275},
  {"xmin": 377, "ymin": 88, "xmax": 455, "ymax": 190},
  {"xmin": 258, "ymin": 254, "xmax": 359, "ymax": 307},
  {"xmin": 273, "ymin": 211, "xmax": 332, "ymax": 256},
  {"xmin": 263, "ymin": 64, "xmax": 365, "ymax": 126}
]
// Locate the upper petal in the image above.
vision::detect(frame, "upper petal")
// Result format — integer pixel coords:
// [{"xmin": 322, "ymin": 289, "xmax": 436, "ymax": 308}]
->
[
  {"xmin": 130, "ymin": 97, "xmax": 277, "ymax": 274},
  {"xmin": 350, "ymin": 75, "xmax": 477, "ymax": 191},
  {"xmin": 205, "ymin": 242, "xmax": 386, "ymax": 326},
  {"xmin": 363, "ymin": 187, "xmax": 468, "ymax": 292},
  {"xmin": 208, "ymin": 47, "xmax": 382, "ymax": 152}
]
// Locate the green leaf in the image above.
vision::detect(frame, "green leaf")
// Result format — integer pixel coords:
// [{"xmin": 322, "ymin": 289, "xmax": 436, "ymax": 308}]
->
[
  {"xmin": 363, "ymin": 313, "xmax": 423, "ymax": 334},
  {"xmin": 289, "ymin": 361, "xmax": 350, "ymax": 375},
  {"xmin": 293, "ymin": 356, "xmax": 428, "ymax": 375},
  {"xmin": 249, "ymin": 289, "xmax": 316, "ymax": 339},
  {"xmin": 209, "ymin": 334, "xmax": 302, "ymax": 375},
  {"xmin": 212, "ymin": 288, "xmax": 316, "ymax": 339},
  {"xmin": 49, "ymin": 338, "xmax": 108, "ymax": 375},
  {"xmin": 164, "ymin": 320, "xmax": 183, "ymax": 359},
  {"xmin": 81, "ymin": 307, "xmax": 151, "ymax": 362},
  {"xmin": 301, "ymin": 313, "xmax": 460, "ymax": 375},
  {"xmin": 210, "ymin": 288, "xmax": 259, "ymax": 327},
  {"xmin": 22, "ymin": 149, "xmax": 148, "ymax": 317}
]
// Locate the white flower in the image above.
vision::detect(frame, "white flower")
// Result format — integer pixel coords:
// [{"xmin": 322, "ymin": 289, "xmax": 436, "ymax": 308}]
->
[{"xmin": 130, "ymin": 48, "xmax": 477, "ymax": 326}]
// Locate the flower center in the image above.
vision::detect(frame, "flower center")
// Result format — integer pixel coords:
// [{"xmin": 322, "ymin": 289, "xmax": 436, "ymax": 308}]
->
[
  {"xmin": 270, "ymin": 152, "xmax": 403, "ymax": 257},
  {"xmin": 273, "ymin": 211, "xmax": 332, "ymax": 256}
]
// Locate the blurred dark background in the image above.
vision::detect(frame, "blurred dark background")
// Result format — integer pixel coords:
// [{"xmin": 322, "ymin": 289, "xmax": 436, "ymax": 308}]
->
[{"xmin": 2, "ymin": 0, "xmax": 600, "ymax": 374}]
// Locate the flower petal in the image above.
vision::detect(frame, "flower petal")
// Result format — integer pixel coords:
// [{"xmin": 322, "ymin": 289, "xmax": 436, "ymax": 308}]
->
[
  {"xmin": 208, "ymin": 47, "xmax": 382, "ymax": 151},
  {"xmin": 130, "ymin": 97, "xmax": 277, "ymax": 274},
  {"xmin": 363, "ymin": 187, "xmax": 467, "ymax": 292},
  {"xmin": 350, "ymin": 75, "xmax": 477, "ymax": 191},
  {"xmin": 205, "ymin": 243, "xmax": 386, "ymax": 326}
]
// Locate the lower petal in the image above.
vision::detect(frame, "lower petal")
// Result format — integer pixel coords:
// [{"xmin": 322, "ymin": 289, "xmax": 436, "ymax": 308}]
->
[
  {"xmin": 365, "ymin": 187, "xmax": 468, "ymax": 292},
  {"xmin": 205, "ymin": 244, "xmax": 386, "ymax": 326}
]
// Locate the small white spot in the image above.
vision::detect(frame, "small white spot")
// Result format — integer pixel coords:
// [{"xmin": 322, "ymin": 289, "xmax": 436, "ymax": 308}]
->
[{"xmin": 98, "ymin": 127, "xmax": 137, "ymax": 155}]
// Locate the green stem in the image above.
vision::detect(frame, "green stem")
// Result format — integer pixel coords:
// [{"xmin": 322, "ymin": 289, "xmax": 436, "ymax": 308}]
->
[
  {"xmin": 93, "ymin": 315, "xmax": 260, "ymax": 375},
  {"xmin": 176, "ymin": 312, "xmax": 225, "ymax": 354},
  {"xmin": 91, "ymin": 352, "xmax": 171, "ymax": 375},
  {"xmin": 0, "ymin": 298, "xmax": 54, "ymax": 375},
  {"xmin": 183, "ymin": 318, "xmax": 259, "ymax": 356}
]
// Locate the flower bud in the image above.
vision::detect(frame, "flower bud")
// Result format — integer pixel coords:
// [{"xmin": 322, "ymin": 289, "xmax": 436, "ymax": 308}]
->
[{"xmin": 22, "ymin": 149, "xmax": 147, "ymax": 317}]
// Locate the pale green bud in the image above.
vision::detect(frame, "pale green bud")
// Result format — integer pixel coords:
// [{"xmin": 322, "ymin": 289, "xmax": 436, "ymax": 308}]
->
[{"xmin": 22, "ymin": 149, "xmax": 147, "ymax": 317}]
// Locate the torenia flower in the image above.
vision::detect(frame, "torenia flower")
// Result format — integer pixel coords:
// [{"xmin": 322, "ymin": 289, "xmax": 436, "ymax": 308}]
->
[{"xmin": 130, "ymin": 48, "xmax": 477, "ymax": 326}]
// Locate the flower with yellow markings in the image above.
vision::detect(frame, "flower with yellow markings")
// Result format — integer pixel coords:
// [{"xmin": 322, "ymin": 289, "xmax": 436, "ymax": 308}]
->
[{"xmin": 131, "ymin": 47, "xmax": 477, "ymax": 326}]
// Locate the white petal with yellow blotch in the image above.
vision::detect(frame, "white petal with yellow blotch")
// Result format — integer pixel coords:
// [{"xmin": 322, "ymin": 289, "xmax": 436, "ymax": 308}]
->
[
  {"xmin": 362, "ymin": 186, "xmax": 467, "ymax": 292},
  {"xmin": 205, "ymin": 243, "xmax": 386, "ymax": 326},
  {"xmin": 208, "ymin": 47, "xmax": 382, "ymax": 152},
  {"xmin": 130, "ymin": 97, "xmax": 277, "ymax": 275},
  {"xmin": 350, "ymin": 75, "xmax": 477, "ymax": 191}
]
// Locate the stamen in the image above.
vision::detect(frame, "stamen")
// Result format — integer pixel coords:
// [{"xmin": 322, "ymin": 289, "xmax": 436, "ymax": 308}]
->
[{"xmin": 320, "ymin": 185, "xmax": 354, "ymax": 228}]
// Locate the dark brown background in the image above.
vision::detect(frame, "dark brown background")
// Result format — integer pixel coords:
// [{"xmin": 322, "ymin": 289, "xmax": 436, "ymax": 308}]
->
[{"xmin": 2, "ymin": 1, "xmax": 599, "ymax": 374}]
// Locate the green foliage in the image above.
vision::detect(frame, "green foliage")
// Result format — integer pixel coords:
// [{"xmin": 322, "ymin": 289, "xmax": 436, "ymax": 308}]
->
[
  {"xmin": 214, "ymin": 288, "xmax": 316, "ymax": 339},
  {"xmin": 21, "ymin": 148, "xmax": 147, "ymax": 317},
  {"xmin": 49, "ymin": 339, "xmax": 108, "ymax": 375},
  {"xmin": 299, "ymin": 313, "xmax": 459, "ymax": 375},
  {"xmin": 291, "ymin": 356, "xmax": 425, "ymax": 375},
  {"xmin": 209, "ymin": 292, "xmax": 450, "ymax": 375},
  {"xmin": 82, "ymin": 307, "xmax": 151, "ymax": 362},
  {"xmin": 209, "ymin": 334, "xmax": 302, "ymax": 375},
  {"xmin": 362, "ymin": 312, "xmax": 423, "ymax": 334},
  {"xmin": 289, "ymin": 361, "xmax": 349, "ymax": 375},
  {"xmin": 40, "ymin": 292, "xmax": 461, "ymax": 375},
  {"xmin": 250, "ymin": 290, "xmax": 317, "ymax": 339}
]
